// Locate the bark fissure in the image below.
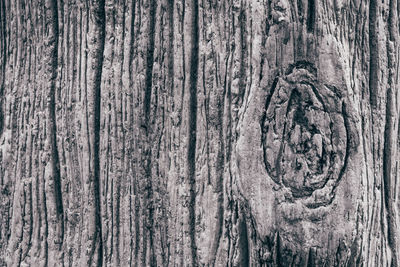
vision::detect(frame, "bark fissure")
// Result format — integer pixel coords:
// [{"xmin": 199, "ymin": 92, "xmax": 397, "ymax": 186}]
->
[
  {"xmin": 48, "ymin": 0, "xmax": 64, "ymax": 232},
  {"xmin": 383, "ymin": 0, "xmax": 398, "ymax": 265},
  {"xmin": 168, "ymin": 0, "xmax": 174, "ymax": 105},
  {"xmin": 140, "ymin": 0, "xmax": 157, "ymax": 265},
  {"xmin": 238, "ymin": 211, "xmax": 250, "ymax": 267},
  {"xmin": 143, "ymin": 0, "xmax": 157, "ymax": 125},
  {"xmin": 88, "ymin": 0, "xmax": 106, "ymax": 265},
  {"xmin": 238, "ymin": 4, "xmax": 247, "ymax": 105},
  {"xmin": 0, "ymin": 0, "xmax": 6, "ymax": 136},
  {"xmin": 42, "ymin": 172, "xmax": 49, "ymax": 267},
  {"xmin": 188, "ymin": 0, "xmax": 199, "ymax": 265},
  {"xmin": 128, "ymin": 0, "xmax": 136, "ymax": 77},
  {"xmin": 306, "ymin": 0, "xmax": 315, "ymax": 32},
  {"xmin": 368, "ymin": 0, "xmax": 378, "ymax": 108}
]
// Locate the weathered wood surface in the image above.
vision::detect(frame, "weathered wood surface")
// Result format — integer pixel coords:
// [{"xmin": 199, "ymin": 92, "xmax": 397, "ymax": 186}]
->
[{"xmin": 1, "ymin": 0, "xmax": 400, "ymax": 266}]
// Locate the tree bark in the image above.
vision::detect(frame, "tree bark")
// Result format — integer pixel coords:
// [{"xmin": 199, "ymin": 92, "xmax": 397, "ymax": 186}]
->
[{"xmin": 1, "ymin": 0, "xmax": 400, "ymax": 266}]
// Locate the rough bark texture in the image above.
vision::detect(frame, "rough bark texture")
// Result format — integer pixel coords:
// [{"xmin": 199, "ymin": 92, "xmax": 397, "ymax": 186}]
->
[{"xmin": 1, "ymin": 0, "xmax": 400, "ymax": 266}]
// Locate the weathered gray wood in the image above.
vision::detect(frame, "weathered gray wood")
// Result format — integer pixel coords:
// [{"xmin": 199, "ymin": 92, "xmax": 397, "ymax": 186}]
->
[{"xmin": 0, "ymin": 0, "xmax": 399, "ymax": 266}]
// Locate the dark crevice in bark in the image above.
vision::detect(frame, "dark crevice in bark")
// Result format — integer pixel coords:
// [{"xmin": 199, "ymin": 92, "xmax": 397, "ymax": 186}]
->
[
  {"xmin": 306, "ymin": 247, "xmax": 314, "ymax": 267},
  {"xmin": 202, "ymin": 55, "xmax": 211, "ymax": 186},
  {"xmin": 237, "ymin": 211, "xmax": 250, "ymax": 267},
  {"xmin": 368, "ymin": 0, "xmax": 378, "ymax": 108},
  {"xmin": 178, "ymin": 0, "xmax": 186, "ymax": 129},
  {"xmin": 42, "ymin": 174, "xmax": 49, "ymax": 267},
  {"xmin": 143, "ymin": 157, "xmax": 156, "ymax": 267},
  {"xmin": 0, "ymin": 0, "xmax": 6, "ymax": 137},
  {"xmin": 133, "ymin": 178, "xmax": 140, "ymax": 267},
  {"xmin": 89, "ymin": 0, "xmax": 106, "ymax": 266},
  {"xmin": 237, "ymin": 4, "xmax": 247, "ymax": 105},
  {"xmin": 141, "ymin": 1, "xmax": 157, "ymax": 266},
  {"xmin": 17, "ymin": 186, "xmax": 26, "ymax": 266},
  {"xmin": 188, "ymin": 0, "xmax": 199, "ymax": 265},
  {"xmin": 143, "ymin": 0, "xmax": 157, "ymax": 126},
  {"xmin": 22, "ymin": 182, "xmax": 33, "ymax": 264},
  {"xmin": 114, "ymin": 182, "xmax": 121, "ymax": 266},
  {"xmin": 306, "ymin": 0, "xmax": 315, "ymax": 32},
  {"xmin": 225, "ymin": 39, "xmax": 235, "ymax": 265},
  {"xmin": 128, "ymin": 2, "xmax": 138, "ymax": 265},
  {"xmin": 129, "ymin": 0, "xmax": 136, "ymax": 79},
  {"xmin": 130, "ymin": 30, "xmax": 140, "ymax": 260},
  {"xmin": 33, "ymin": 169, "xmax": 42, "ymax": 265},
  {"xmin": 48, "ymin": 0, "xmax": 64, "ymax": 242},
  {"xmin": 335, "ymin": 240, "xmax": 349, "ymax": 266},
  {"xmin": 260, "ymin": 76, "xmax": 278, "ymax": 165},
  {"xmin": 168, "ymin": 0, "xmax": 175, "ymax": 110},
  {"xmin": 274, "ymin": 231, "xmax": 282, "ymax": 267},
  {"xmin": 383, "ymin": 1, "xmax": 398, "ymax": 265},
  {"xmin": 297, "ymin": 0, "xmax": 303, "ymax": 23},
  {"xmin": 324, "ymin": 102, "xmax": 351, "ymax": 205}
]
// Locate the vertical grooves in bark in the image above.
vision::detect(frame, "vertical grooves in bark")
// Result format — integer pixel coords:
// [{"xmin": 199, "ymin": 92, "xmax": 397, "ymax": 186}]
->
[
  {"xmin": 116, "ymin": 5, "xmax": 126, "ymax": 264},
  {"xmin": 225, "ymin": 34, "xmax": 234, "ymax": 265},
  {"xmin": 0, "ymin": 0, "xmax": 5, "ymax": 136},
  {"xmin": 383, "ymin": 0, "xmax": 398, "ymax": 265},
  {"xmin": 306, "ymin": 0, "xmax": 315, "ymax": 32},
  {"xmin": 42, "ymin": 174, "xmax": 49, "ymax": 267},
  {"xmin": 209, "ymin": 75, "xmax": 225, "ymax": 267},
  {"xmin": 238, "ymin": 5, "xmax": 247, "ymax": 105},
  {"xmin": 17, "ymin": 187, "xmax": 25, "ymax": 266},
  {"xmin": 165, "ymin": 2, "xmax": 174, "ymax": 265},
  {"xmin": 128, "ymin": 0, "xmax": 136, "ymax": 88},
  {"xmin": 24, "ymin": 182, "xmax": 33, "ymax": 263},
  {"xmin": 188, "ymin": 0, "xmax": 199, "ymax": 265},
  {"xmin": 202, "ymin": 55, "xmax": 211, "ymax": 186},
  {"xmin": 274, "ymin": 232, "xmax": 282, "ymax": 267},
  {"xmin": 141, "ymin": 0, "xmax": 157, "ymax": 265},
  {"xmin": 383, "ymin": 58, "xmax": 398, "ymax": 267},
  {"xmin": 368, "ymin": 0, "xmax": 378, "ymax": 108},
  {"xmin": 90, "ymin": 0, "xmax": 106, "ymax": 265},
  {"xmin": 306, "ymin": 247, "xmax": 314, "ymax": 267},
  {"xmin": 179, "ymin": 0, "xmax": 186, "ymax": 130},
  {"xmin": 48, "ymin": 0, "xmax": 64, "ymax": 236},
  {"xmin": 128, "ymin": 1, "xmax": 138, "ymax": 264},
  {"xmin": 168, "ymin": 0, "xmax": 174, "ymax": 97},
  {"xmin": 238, "ymin": 211, "xmax": 249, "ymax": 267},
  {"xmin": 143, "ymin": 0, "xmax": 157, "ymax": 125}
]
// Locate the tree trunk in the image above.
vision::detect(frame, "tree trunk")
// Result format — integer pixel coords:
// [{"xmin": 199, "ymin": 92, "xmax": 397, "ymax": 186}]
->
[{"xmin": 1, "ymin": 0, "xmax": 400, "ymax": 266}]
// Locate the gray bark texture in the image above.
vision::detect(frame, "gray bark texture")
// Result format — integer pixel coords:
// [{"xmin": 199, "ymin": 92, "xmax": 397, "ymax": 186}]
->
[{"xmin": 0, "ymin": 0, "xmax": 400, "ymax": 266}]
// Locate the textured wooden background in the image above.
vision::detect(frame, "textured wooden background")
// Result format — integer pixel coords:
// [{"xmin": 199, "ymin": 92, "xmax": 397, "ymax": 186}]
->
[{"xmin": 1, "ymin": 0, "xmax": 400, "ymax": 266}]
